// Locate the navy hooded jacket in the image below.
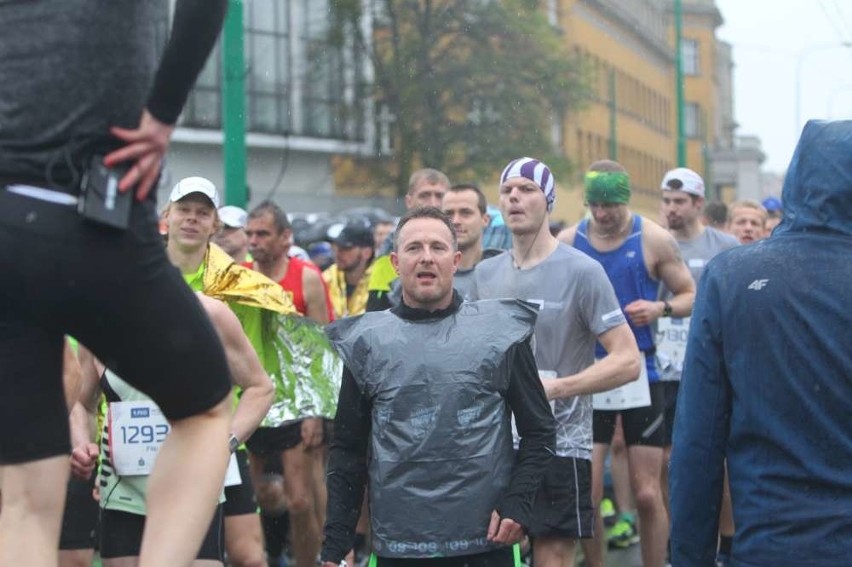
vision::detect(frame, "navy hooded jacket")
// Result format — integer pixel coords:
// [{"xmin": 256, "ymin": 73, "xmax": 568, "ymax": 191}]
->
[{"xmin": 669, "ymin": 120, "xmax": 852, "ymax": 567}]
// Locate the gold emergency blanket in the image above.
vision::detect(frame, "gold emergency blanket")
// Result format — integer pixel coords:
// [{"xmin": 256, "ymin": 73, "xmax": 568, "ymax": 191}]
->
[{"xmin": 203, "ymin": 244, "xmax": 342, "ymax": 425}]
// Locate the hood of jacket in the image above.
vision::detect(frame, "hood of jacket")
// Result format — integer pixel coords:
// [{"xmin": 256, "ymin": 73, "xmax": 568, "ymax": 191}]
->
[{"xmin": 775, "ymin": 119, "xmax": 852, "ymax": 238}]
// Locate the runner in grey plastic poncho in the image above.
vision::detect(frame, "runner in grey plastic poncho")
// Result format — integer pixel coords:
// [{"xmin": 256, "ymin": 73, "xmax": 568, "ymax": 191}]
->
[{"xmin": 321, "ymin": 207, "xmax": 556, "ymax": 567}]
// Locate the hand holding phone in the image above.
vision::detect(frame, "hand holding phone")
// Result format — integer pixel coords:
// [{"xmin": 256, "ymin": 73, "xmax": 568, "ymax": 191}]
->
[{"xmin": 78, "ymin": 156, "xmax": 132, "ymax": 229}]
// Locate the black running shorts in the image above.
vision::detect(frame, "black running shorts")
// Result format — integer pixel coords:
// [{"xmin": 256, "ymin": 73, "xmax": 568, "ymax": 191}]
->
[
  {"xmin": 100, "ymin": 505, "xmax": 224, "ymax": 560},
  {"xmin": 593, "ymin": 382, "xmax": 668, "ymax": 447},
  {"xmin": 224, "ymin": 449, "xmax": 259, "ymax": 516},
  {"xmin": 527, "ymin": 456, "xmax": 595, "ymax": 539},
  {"xmin": 0, "ymin": 189, "xmax": 231, "ymax": 464}
]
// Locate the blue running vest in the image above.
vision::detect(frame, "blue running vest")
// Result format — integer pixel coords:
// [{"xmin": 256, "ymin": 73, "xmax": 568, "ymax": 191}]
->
[{"xmin": 574, "ymin": 215, "xmax": 660, "ymax": 382}]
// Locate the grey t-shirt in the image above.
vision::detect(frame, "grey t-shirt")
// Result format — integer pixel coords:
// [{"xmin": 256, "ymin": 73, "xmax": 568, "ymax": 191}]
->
[
  {"xmin": 658, "ymin": 227, "xmax": 739, "ymax": 381},
  {"xmin": 454, "ymin": 249, "xmax": 508, "ymax": 300},
  {"xmin": 470, "ymin": 242, "xmax": 625, "ymax": 459},
  {"xmin": 678, "ymin": 227, "xmax": 739, "ymax": 285}
]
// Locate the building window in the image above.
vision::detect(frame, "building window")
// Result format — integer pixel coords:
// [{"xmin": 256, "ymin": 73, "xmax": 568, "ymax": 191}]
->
[
  {"xmin": 681, "ymin": 38, "xmax": 699, "ymax": 76},
  {"xmin": 302, "ymin": 0, "xmax": 345, "ymax": 138},
  {"xmin": 182, "ymin": 40, "xmax": 222, "ymax": 127},
  {"xmin": 377, "ymin": 103, "xmax": 395, "ymax": 155},
  {"xmin": 684, "ymin": 102, "xmax": 702, "ymax": 138},
  {"xmin": 551, "ymin": 111, "xmax": 563, "ymax": 150},
  {"xmin": 246, "ymin": 0, "xmax": 291, "ymax": 134},
  {"xmin": 182, "ymin": 0, "xmax": 366, "ymax": 143}
]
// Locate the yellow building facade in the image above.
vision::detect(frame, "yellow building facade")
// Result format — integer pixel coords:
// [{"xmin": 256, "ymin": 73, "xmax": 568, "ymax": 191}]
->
[
  {"xmin": 523, "ymin": 0, "xmax": 723, "ymax": 225},
  {"xmin": 330, "ymin": 1, "xmax": 726, "ymax": 225},
  {"xmin": 681, "ymin": 1, "xmax": 725, "ymax": 195}
]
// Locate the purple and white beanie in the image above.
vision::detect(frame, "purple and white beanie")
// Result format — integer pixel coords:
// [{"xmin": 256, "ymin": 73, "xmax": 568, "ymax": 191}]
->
[{"xmin": 500, "ymin": 157, "xmax": 556, "ymax": 212}]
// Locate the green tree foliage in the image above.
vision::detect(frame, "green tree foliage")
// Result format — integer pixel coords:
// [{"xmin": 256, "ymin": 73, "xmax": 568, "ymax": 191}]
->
[{"xmin": 329, "ymin": 0, "xmax": 592, "ymax": 196}]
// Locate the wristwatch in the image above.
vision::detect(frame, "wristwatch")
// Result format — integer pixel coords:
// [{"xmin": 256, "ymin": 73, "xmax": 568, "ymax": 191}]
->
[
  {"xmin": 228, "ymin": 433, "xmax": 240, "ymax": 454},
  {"xmin": 662, "ymin": 301, "xmax": 673, "ymax": 317}
]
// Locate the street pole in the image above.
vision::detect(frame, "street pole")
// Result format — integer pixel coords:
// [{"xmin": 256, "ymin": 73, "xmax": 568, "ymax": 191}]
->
[
  {"xmin": 609, "ymin": 68, "xmax": 618, "ymax": 160},
  {"xmin": 222, "ymin": 0, "xmax": 247, "ymax": 207},
  {"xmin": 674, "ymin": 0, "xmax": 686, "ymax": 167}
]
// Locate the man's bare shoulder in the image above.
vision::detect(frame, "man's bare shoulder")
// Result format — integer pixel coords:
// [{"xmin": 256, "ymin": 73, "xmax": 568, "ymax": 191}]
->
[
  {"xmin": 195, "ymin": 293, "xmax": 238, "ymax": 328},
  {"xmin": 641, "ymin": 216, "xmax": 681, "ymax": 253},
  {"xmin": 302, "ymin": 263, "xmax": 325, "ymax": 287}
]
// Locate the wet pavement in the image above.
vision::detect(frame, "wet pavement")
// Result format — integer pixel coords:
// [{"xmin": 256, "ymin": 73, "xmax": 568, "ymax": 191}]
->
[
  {"xmin": 605, "ymin": 545, "xmax": 643, "ymax": 566},
  {"xmin": 572, "ymin": 544, "xmax": 644, "ymax": 567}
]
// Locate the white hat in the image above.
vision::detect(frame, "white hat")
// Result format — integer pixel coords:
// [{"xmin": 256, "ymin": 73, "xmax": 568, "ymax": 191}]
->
[
  {"xmin": 218, "ymin": 205, "xmax": 248, "ymax": 228},
  {"xmin": 661, "ymin": 168, "xmax": 705, "ymax": 198},
  {"xmin": 169, "ymin": 177, "xmax": 220, "ymax": 208}
]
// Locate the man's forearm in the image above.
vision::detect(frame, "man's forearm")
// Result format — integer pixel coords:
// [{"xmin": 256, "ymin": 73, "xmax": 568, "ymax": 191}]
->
[
  {"xmin": 668, "ymin": 290, "xmax": 696, "ymax": 318},
  {"xmin": 321, "ymin": 367, "xmax": 371, "ymax": 562},
  {"xmin": 322, "ymin": 447, "xmax": 368, "ymax": 563},
  {"xmin": 230, "ymin": 385, "xmax": 273, "ymax": 444},
  {"xmin": 500, "ymin": 341, "xmax": 556, "ymax": 525},
  {"xmin": 552, "ymin": 349, "xmax": 641, "ymax": 398},
  {"xmin": 69, "ymin": 402, "xmax": 95, "ymax": 448}
]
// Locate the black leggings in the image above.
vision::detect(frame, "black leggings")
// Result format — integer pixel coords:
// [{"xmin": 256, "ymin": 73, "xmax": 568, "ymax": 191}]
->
[{"xmin": 0, "ymin": 189, "xmax": 231, "ymax": 464}]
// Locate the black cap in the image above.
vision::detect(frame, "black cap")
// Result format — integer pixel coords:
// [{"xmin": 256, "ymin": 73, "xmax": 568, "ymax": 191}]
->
[{"xmin": 333, "ymin": 224, "xmax": 374, "ymax": 248}]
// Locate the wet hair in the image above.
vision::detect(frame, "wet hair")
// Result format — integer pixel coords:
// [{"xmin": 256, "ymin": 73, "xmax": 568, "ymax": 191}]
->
[
  {"xmin": 393, "ymin": 207, "xmax": 458, "ymax": 252},
  {"xmin": 448, "ymin": 183, "xmax": 487, "ymax": 214},
  {"xmin": 408, "ymin": 168, "xmax": 450, "ymax": 194},
  {"xmin": 587, "ymin": 159, "xmax": 628, "ymax": 173},
  {"xmin": 703, "ymin": 200, "xmax": 728, "ymax": 227},
  {"xmin": 248, "ymin": 200, "xmax": 291, "ymax": 234}
]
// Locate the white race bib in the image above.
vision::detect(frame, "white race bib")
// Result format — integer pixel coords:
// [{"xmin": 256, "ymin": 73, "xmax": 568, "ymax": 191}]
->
[
  {"xmin": 109, "ymin": 400, "xmax": 242, "ymax": 488},
  {"xmin": 224, "ymin": 453, "xmax": 242, "ymax": 487},
  {"xmin": 656, "ymin": 317, "xmax": 691, "ymax": 374},
  {"xmin": 108, "ymin": 400, "xmax": 170, "ymax": 476},
  {"xmin": 592, "ymin": 360, "xmax": 651, "ymax": 410}
]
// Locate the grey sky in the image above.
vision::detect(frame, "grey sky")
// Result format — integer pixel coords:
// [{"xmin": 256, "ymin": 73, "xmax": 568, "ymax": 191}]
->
[{"xmin": 715, "ymin": 0, "xmax": 852, "ymax": 173}]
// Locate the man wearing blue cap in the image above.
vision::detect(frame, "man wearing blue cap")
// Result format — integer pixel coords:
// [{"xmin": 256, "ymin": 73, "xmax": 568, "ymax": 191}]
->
[
  {"xmin": 471, "ymin": 157, "xmax": 641, "ymax": 567},
  {"xmin": 761, "ymin": 196, "xmax": 783, "ymax": 233}
]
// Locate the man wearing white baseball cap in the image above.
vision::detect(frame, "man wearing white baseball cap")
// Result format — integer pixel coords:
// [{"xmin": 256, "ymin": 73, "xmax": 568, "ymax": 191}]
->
[
  {"xmin": 168, "ymin": 176, "xmax": 221, "ymax": 208},
  {"xmin": 165, "ymin": 176, "xmax": 297, "ymax": 567},
  {"xmin": 658, "ymin": 167, "xmax": 739, "ymax": 564},
  {"xmin": 215, "ymin": 205, "xmax": 251, "ymax": 263}
]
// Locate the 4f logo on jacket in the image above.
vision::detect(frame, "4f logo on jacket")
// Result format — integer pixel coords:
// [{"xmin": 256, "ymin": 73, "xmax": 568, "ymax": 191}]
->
[{"xmin": 748, "ymin": 279, "xmax": 769, "ymax": 290}]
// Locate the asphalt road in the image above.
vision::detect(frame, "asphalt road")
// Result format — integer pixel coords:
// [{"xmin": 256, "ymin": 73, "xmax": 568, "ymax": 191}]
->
[{"xmin": 605, "ymin": 545, "xmax": 643, "ymax": 567}]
